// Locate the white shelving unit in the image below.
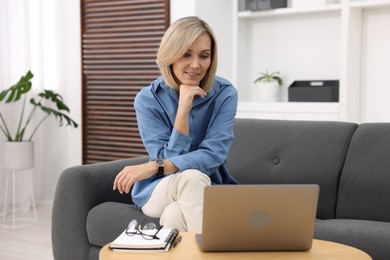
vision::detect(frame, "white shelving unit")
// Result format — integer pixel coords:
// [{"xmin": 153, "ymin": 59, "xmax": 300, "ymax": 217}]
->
[{"xmin": 232, "ymin": 0, "xmax": 390, "ymax": 122}]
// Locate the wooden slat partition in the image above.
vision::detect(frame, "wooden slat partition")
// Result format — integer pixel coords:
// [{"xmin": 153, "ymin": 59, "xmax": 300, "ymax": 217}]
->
[{"xmin": 81, "ymin": 0, "xmax": 170, "ymax": 164}]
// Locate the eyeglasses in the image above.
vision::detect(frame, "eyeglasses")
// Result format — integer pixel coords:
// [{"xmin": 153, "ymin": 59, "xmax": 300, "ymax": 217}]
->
[{"xmin": 125, "ymin": 219, "xmax": 163, "ymax": 240}]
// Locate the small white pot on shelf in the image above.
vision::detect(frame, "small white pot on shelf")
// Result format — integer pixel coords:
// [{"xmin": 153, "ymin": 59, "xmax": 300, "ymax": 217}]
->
[{"xmin": 256, "ymin": 81, "xmax": 281, "ymax": 102}]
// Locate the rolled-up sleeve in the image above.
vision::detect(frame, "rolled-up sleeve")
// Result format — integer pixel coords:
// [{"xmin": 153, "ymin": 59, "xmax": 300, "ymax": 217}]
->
[{"xmin": 165, "ymin": 128, "xmax": 193, "ymax": 156}]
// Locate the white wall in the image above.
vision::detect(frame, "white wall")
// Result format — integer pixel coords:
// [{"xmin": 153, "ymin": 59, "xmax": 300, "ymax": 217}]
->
[
  {"xmin": 170, "ymin": 0, "xmax": 196, "ymax": 21},
  {"xmin": 360, "ymin": 7, "xmax": 390, "ymax": 123}
]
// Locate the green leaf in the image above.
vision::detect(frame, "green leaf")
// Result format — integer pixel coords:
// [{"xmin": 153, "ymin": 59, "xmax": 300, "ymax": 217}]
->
[
  {"xmin": 0, "ymin": 70, "xmax": 33, "ymax": 103},
  {"xmin": 38, "ymin": 90, "xmax": 70, "ymax": 112},
  {"xmin": 29, "ymin": 98, "xmax": 78, "ymax": 128},
  {"xmin": 254, "ymin": 70, "xmax": 283, "ymax": 86}
]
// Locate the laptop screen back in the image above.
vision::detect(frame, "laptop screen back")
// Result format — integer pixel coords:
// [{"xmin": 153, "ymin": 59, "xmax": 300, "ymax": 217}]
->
[{"xmin": 198, "ymin": 184, "xmax": 319, "ymax": 252}]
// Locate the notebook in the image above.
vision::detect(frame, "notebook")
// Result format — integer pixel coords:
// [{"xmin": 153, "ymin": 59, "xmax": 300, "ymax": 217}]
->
[
  {"xmin": 196, "ymin": 184, "xmax": 319, "ymax": 252},
  {"xmin": 109, "ymin": 228, "xmax": 179, "ymax": 252}
]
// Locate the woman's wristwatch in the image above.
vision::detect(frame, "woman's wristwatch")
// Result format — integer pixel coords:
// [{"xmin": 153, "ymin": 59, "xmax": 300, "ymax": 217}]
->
[{"xmin": 153, "ymin": 158, "xmax": 165, "ymax": 177}]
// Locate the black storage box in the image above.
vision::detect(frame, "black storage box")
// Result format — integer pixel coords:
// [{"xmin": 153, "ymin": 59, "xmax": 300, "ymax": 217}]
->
[
  {"xmin": 245, "ymin": 0, "xmax": 287, "ymax": 11},
  {"xmin": 288, "ymin": 80, "xmax": 339, "ymax": 102}
]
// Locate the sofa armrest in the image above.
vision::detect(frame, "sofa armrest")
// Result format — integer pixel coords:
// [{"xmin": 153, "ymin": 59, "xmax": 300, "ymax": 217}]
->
[{"xmin": 51, "ymin": 156, "xmax": 149, "ymax": 260}]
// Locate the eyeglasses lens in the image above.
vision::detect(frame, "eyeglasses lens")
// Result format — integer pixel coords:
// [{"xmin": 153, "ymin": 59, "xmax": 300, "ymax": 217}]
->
[
  {"xmin": 143, "ymin": 222, "xmax": 157, "ymax": 230},
  {"xmin": 126, "ymin": 219, "xmax": 138, "ymax": 236}
]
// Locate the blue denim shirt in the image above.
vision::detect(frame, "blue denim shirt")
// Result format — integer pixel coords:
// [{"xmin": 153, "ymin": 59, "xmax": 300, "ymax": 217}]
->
[{"xmin": 131, "ymin": 76, "xmax": 239, "ymax": 208}]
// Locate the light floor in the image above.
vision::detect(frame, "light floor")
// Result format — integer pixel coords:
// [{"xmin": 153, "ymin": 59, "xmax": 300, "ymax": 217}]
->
[{"xmin": 0, "ymin": 204, "xmax": 53, "ymax": 260}]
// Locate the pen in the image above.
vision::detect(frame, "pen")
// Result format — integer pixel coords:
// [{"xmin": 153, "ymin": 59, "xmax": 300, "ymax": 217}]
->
[{"xmin": 173, "ymin": 235, "xmax": 182, "ymax": 247}]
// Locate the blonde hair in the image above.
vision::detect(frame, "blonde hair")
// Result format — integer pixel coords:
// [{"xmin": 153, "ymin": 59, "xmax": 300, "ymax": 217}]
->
[{"xmin": 156, "ymin": 16, "xmax": 218, "ymax": 93}]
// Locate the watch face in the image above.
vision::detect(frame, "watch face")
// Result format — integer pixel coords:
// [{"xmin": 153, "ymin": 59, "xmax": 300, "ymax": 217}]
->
[{"xmin": 155, "ymin": 158, "xmax": 165, "ymax": 166}]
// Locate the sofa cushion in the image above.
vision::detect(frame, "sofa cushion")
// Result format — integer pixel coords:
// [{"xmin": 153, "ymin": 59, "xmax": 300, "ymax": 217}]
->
[
  {"xmin": 315, "ymin": 219, "xmax": 390, "ymax": 260},
  {"xmin": 337, "ymin": 123, "xmax": 390, "ymax": 222},
  {"xmin": 86, "ymin": 202, "xmax": 159, "ymax": 247},
  {"xmin": 227, "ymin": 118, "xmax": 358, "ymax": 219}
]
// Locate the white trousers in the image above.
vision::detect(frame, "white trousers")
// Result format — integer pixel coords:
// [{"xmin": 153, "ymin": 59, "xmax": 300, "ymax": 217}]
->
[{"xmin": 141, "ymin": 169, "xmax": 211, "ymax": 232}]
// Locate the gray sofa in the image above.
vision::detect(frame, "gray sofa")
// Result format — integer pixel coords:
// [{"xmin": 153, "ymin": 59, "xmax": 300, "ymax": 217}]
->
[{"xmin": 52, "ymin": 118, "xmax": 390, "ymax": 260}]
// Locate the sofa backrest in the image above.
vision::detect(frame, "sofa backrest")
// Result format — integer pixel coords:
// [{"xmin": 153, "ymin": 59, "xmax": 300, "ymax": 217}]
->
[
  {"xmin": 227, "ymin": 118, "xmax": 358, "ymax": 219},
  {"xmin": 336, "ymin": 123, "xmax": 390, "ymax": 222}
]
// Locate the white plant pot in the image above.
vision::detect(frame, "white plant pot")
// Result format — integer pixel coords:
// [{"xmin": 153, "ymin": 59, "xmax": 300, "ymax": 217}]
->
[
  {"xmin": 2, "ymin": 141, "xmax": 34, "ymax": 170},
  {"xmin": 256, "ymin": 81, "xmax": 280, "ymax": 102}
]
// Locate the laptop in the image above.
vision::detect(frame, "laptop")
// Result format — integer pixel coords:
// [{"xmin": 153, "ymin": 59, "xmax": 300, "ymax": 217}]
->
[{"xmin": 196, "ymin": 184, "xmax": 319, "ymax": 252}]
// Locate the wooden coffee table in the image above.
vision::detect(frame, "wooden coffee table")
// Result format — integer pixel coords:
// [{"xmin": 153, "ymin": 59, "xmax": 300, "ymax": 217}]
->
[{"xmin": 99, "ymin": 232, "xmax": 372, "ymax": 260}]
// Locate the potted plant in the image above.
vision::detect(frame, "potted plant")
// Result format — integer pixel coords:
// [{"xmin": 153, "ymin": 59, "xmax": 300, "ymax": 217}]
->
[
  {"xmin": 0, "ymin": 70, "xmax": 78, "ymax": 170},
  {"xmin": 254, "ymin": 69, "xmax": 283, "ymax": 102}
]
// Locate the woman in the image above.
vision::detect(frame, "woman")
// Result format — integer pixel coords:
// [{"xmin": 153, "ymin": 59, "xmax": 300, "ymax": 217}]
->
[{"xmin": 113, "ymin": 16, "xmax": 238, "ymax": 232}]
